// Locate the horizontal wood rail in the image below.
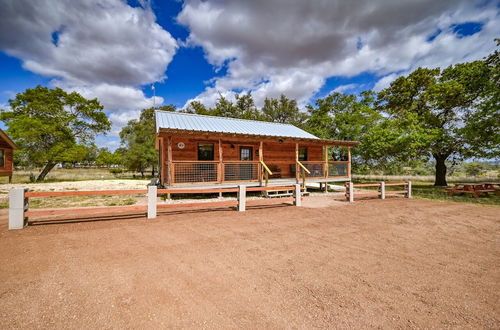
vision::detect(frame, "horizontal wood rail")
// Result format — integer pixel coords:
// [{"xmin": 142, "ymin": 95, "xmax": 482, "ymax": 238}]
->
[
  {"xmin": 172, "ymin": 160, "xmax": 219, "ymax": 163},
  {"xmin": 223, "ymin": 161, "xmax": 259, "ymax": 164},
  {"xmin": 25, "ymin": 189, "xmax": 148, "ymax": 198},
  {"xmin": 9, "ymin": 184, "xmax": 304, "ymax": 228},
  {"xmin": 25, "ymin": 205, "xmax": 147, "ymax": 217},
  {"xmin": 246, "ymin": 186, "xmax": 295, "ymax": 192},
  {"xmin": 345, "ymin": 181, "xmax": 412, "ymax": 202},
  {"xmin": 158, "ymin": 188, "xmax": 239, "ymax": 194},
  {"xmin": 158, "ymin": 200, "xmax": 237, "ymax": 209}
]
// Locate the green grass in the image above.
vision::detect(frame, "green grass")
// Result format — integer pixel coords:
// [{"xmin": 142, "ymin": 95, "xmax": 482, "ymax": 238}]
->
[
  {"xmin": 0, "ymin": 168, "xmax": 153, "ymax": 184},
  {"xmin": 411, "ymin": 183, "xmax": 499, "ymax": 206},
  {"xmin": 354, "ymin": 179, "xmax": 500, "ymax": 207}
]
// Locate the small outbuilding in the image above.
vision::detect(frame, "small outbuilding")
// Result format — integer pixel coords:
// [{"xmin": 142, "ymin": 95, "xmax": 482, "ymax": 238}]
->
[
  {"xmin": 0, "ymin": 129, "xmax": 18, "ymax": 183},
  {"xmin": 155, "ymin": 111, "xmax": 358, "ymax": 188}
]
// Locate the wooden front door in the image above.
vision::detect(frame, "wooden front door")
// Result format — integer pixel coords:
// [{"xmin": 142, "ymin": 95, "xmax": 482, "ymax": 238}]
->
[{"xmin": 240, "ymin": 146, "xmax": 253, "ymax": 180}]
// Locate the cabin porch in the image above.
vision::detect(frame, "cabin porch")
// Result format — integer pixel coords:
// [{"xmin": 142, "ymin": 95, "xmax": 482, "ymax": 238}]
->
[{"xmin": 157, "ymin": 132, "xmax": 353, "ymax": 188}]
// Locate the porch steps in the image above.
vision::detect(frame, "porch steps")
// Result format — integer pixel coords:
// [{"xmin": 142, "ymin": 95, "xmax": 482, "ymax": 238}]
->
[{"xmin": 265, "ymin": 188, "xmax": 309, "ymax": 198}]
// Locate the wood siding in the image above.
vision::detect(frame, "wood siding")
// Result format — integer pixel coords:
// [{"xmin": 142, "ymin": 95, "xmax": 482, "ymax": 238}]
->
[
  {"xmin": 0, "ymin": 136, "xmax": 14, "ymax": 177},
  {"xmin": 158, "ymin": 132, "xmax": 335, "ymax": 183}
]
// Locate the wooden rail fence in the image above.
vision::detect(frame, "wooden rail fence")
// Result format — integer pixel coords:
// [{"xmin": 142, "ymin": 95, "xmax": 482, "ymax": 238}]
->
[
  {"xmin": 345, "ymin": 181, "xmax": 412, "ymax": 202},
  {"xmin": 8, "ymin": 185, "xmax": 302, "ymax": 230}
]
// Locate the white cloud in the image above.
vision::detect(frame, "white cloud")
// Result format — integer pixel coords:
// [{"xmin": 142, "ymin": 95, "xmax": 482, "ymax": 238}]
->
[
  {"xmin": 373, "ymin": 73, "xmax": 400, "ymax": 92},
  {"xmin": 56, "ymin": 82, "xmax": 163, "ymax": 112},
  {"xmin": 0, "ymin": 0, "xmax": 177, "ymax": 134},
  {"xmin": 179, "ymin": 0, "xmax": 499, "ymax": 107},
  {"xmin": 333, "ymin": 84, "xmax": 362, "ymax": 94}
]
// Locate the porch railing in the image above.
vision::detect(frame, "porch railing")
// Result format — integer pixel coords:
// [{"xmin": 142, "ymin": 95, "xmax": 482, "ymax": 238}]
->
[
  {"xmin": 224, "ymin": 161, "xmax": 259, "ymax": 181},
  {"xmin": 170, "ymin": 160, "xmax": 350, "ymax": 184},
  {"xmin": 172, "ymin": 161, "xmax": 218, "ymax": 184},
  {"xmin": 328, "ymin": 161, "xmax": 348, "ymax": 177},
  {"xmin": 300, "ymin": 162, "xmax": 324, "ymax": 178}
]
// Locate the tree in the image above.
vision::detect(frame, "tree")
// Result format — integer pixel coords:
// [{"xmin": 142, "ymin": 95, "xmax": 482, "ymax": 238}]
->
[
  {"xmin": 96, "ymin": 147, "xmax": 122, "ymax": 167},
  {"xmin": 184, "ymin": 101, "xmax": 212, "ymax": 115},
  {"xmin": 262, "ymin": 94, "xmax": 307, "ymax": 126},
  {"xmin": 376, "ymin": 50, "xmax": 499, "ymax": 186},
  {"xmin": 464, "ymin": 162, "xmax": 485, "ymax": 177},
  {"xmin": 0, "ymin": 86, "xmax": 111, "ymax": 181},
  {"xmin": 307, "ymin": 91, "xmax": 382, "ymax": 164},
  {"xmin": 119, "ymin": 107, "xmax": 163, "ymax": 177}
]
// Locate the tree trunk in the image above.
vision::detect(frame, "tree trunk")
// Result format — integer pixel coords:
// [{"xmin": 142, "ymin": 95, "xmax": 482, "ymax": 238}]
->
[
  {"xmin": 434, "ymin": 155, "xmax": 448, "ymax": 186},
  {"xmin": 151, "ymin": 166, "xmax": 156, "ymax": 177},
  {"xmin": 37, "ymin": 162, "xmax": 56, "ymax": 182},
  {"xmin": 140, "ymin": 168, "xmax": 145, "ymax": 178}
]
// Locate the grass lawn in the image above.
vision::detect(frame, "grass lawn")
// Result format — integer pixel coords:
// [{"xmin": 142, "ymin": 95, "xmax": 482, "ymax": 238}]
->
[
  {"xmin": 355, "ymin": 179, "xmax": 500, "ymax": 206},
  {"xmin": 0, "ymin": 167, "xmax": 153, "ymax": 184}
]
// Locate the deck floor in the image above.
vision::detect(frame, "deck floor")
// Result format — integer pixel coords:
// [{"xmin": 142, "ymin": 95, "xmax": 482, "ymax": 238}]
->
[{"xmin": 166, "ymin": 177, "xmax": 350, "ymax": 190}]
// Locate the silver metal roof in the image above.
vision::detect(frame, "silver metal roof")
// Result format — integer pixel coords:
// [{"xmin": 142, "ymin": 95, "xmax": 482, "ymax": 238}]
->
[{"xmin": 155, "ymin": 111, "xmax": 319, "ymax": 139}]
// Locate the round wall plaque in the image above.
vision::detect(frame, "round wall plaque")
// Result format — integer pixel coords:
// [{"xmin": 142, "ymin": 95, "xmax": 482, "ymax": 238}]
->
[{"xmin": 177, "ymin": 142, "xmax": 185, "ymax": 149}]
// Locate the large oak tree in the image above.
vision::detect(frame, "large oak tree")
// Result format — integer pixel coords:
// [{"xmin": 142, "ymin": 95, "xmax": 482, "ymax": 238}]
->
[
  {"xmin": 1, "ymin": 86, "xmax": 111, "ymax": 181},
  {"xmin": 376, "ymin": 49, "xmax": 499, "ymax": 186}
]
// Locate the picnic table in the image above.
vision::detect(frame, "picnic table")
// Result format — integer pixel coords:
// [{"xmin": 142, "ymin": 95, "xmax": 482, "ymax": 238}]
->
[{"xmin": 446, "ymin": 182, "xmax": 499, "ymax": 198}]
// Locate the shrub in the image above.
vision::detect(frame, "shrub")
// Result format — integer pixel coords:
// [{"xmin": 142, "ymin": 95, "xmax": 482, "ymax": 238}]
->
[{"xmin": 109, "ymin": 168, "xmax": 123, "ymax": 175}]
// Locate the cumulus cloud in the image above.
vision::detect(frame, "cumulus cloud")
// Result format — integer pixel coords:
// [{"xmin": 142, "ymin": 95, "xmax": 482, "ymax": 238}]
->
[
  {"xmin": 0, "ymin": 0, "xmax": 177, "ymax": 131},
  {"xmin": 178, "ymin": 0, "xmax": 499, "ymax": 107},
  {"xmin": 333, "ymin": 84, "xmax": 362, "ymax": 94}
]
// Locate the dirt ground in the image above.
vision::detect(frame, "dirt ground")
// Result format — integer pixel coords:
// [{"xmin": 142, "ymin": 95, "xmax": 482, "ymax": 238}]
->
[{"xmin": 0, "ymin": 197, "xmax": 498, "ymax": 329}]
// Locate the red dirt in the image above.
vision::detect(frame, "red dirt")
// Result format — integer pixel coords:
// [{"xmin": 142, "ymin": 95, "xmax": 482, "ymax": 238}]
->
[{"xmin": 0, "ymin": 197, "xmax": 499, "ymax": 329}]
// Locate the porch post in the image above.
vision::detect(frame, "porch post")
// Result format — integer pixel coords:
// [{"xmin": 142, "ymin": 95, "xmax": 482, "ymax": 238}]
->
[
  {"xmin": 218, "ymin": 139, "xmax": 223, "ymax": 183},
  {"xmin": 323, "ymin": 145, "xmax": 328, "ymax": 179},
  {"xmin": 347, "ymin": 146, "xmax": 352, "ymax": 179},
  {"xmin": 159, "ymin": 137, "xmax": 166, "ymax": 185},
  {"xmin": 258, "ymin": 141, "xmax": 263, "ymax": 185},
  {"xmin": 295, "ymin": 143, "xmax": 299, "ymax": 183},
  {"xmin": 167, "ymin": 136, "xmax": 173, "ymax": 187}
]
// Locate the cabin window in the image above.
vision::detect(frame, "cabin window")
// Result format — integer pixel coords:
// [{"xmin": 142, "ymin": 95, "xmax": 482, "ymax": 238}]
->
[
  {"xmin": 298, "ymin": 147, "xmax": 307, "ymax": 161},
  {"xmin": 198, "ymin": 143, "xmax": 214, "ymax": 161},
  {"xmin": 240, "ymin": 147, "xmax": 253, "ymax": 161},
  {"xmin": 0, "ymin": 150, "xmax": 4, "ymax": 167}
]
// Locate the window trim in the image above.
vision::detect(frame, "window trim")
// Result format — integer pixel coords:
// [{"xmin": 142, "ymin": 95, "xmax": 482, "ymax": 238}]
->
[
  {"xmin": 239, "ymin": 146, "xmax": 253, "ymax": 161},
  {"xmin": 0, "ymin": 149, "xmax": 5, "ymax": 168},
  {"xmin": 298, "ymin": 147, "xmax": 308, "ymax": 161}
]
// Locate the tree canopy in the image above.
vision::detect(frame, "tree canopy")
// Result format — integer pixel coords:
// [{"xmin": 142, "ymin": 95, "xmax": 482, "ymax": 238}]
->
[
  {"xmin": 375, "ymin": 56, "xmax": 499, "ymax": 185},
  {"xmin": 118, "ymin": 106, "xmax": 175, "ymax": 177},
  {"xmin": 1, "ymin": 85, "xmax": 111, "ymax": 180}
]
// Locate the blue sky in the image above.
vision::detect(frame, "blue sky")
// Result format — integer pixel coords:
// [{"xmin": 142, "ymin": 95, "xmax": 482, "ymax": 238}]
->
[{"xmin": 0, "ymin": 0, "xmax": 498, "ymax": 149}]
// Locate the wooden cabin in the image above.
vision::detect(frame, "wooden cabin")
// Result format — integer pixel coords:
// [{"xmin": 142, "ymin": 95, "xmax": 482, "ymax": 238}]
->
[
  {"xmin": 0, "ymin": 129, "xmax": 18, "ymax": 183},
  {"xmin": 155, "ymin": 111, "xmax": 358, "ymax": 188}
]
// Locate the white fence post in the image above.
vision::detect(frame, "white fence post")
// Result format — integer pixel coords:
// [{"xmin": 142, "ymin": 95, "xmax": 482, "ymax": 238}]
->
[
  {"xmin": 147, "ymin": 185, "xmax": 157, "ymax": 219},
  {"xmin": 9, "ymin": 188, "xmax": 27, "ymax": 230},
  {"xmin": 407, "ymin": 181, "xmax": 412, "ymax": 199},
  {"xmin": 294, "ymin": 184, "xmax": 301, "ymax": 206},
  {"xmin": 238, "ymin": 185, "xmax": 246, "ymax": 212},
  {"xmin": 380, "ymin": 181, "xmax": 385, "ymax": 200},
  {"xmin": 348, "ymin": 182, "xmax": 354, "ymax": 203}
]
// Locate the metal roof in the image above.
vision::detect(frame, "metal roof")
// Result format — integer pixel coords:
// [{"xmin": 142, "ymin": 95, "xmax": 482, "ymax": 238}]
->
[{"xmin": 155, "ymin": 111, "xmax": 319, "ymax": 140}]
